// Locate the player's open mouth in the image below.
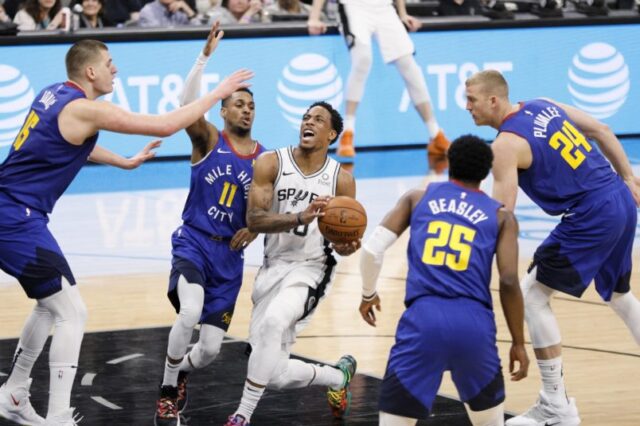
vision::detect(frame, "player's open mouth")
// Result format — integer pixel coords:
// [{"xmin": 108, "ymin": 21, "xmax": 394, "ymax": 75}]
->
[{"xmin": 303, "ymin": 129, "xmax": 315, "ymax": 138}]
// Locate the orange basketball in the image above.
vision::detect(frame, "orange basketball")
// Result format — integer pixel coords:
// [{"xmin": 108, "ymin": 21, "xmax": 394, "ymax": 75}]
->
[{"xmin": 318, "ymin": 196, "xmax": 367, "ymax": 244}]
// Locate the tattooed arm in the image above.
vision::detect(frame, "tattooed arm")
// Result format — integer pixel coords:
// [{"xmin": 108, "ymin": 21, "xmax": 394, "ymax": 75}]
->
[{"xmin": 246, "ymin": 152, "xmax": 330, "ymax": 233}]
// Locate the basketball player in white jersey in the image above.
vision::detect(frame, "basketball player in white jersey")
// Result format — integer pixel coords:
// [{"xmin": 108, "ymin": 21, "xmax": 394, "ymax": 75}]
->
[
  {"xmin": 307, "ymin": 0, "xmax": 449, "ymax": 163},
  {"xmin": 224, "ymin": 101, "xmax": 360, "ymax": 426}
]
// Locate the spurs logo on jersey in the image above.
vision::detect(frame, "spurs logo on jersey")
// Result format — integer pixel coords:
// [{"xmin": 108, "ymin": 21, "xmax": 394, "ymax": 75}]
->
[{"xmin": 264, "ymin": 146, "xmax": 340, "ymax": 262}]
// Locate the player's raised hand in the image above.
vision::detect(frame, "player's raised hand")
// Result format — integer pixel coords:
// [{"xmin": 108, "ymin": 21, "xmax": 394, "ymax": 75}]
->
[
  {"xmin": 203, "ymin": 21, "xmax": 224, "ymax": 57},
  {"xmin": 401, "ymin": 15, "xmax": 422, "ymax": 32},
  {"xmin": 230, "ymin": 228, "xmax": 258, "ymax": 251},
  {"xmin": 213, "ymin": 69, "xmax": 254, "ymax": 99},
  {"xmin": 359, "ymin": 294, "xmax": 381, "ymax": 327},
  {"xmin": 509, "ymin": 343, "xmax": 529, "ymax": 381},
  {"xmin": 125, "ymin": 139, "xmax": 162, "ymax": 169},
  {"xmin": 307, "ymin": 18, "xmax": 326, "ymax": 35}
]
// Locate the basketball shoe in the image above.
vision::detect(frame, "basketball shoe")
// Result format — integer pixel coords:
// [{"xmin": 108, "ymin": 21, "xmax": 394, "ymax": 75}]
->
[
  {"xmin": 224, "ymin": 414, "xmax": 250, "ymax": 425},
  {"xmin": 0, "ymin": 379, "xmax": 45, "ymax": 425},
  {"xmin": 506, "ymin": 392, "xmax": 581, "ymax": 426},
  {"xmin": 337, "ymin": 130, "xmax": 356, "ymax": 158},
  {"xmin": 326, "ymin": 354, "xmax": 357, "ymax": 419},
  {"xmin": 154, "ymin": 385, "xmax": 180, "ymax": 426},
  {"xmin": 44, "ymin": 408, "xmax": 82, "ymax": 426},
  {"xmin": 176, "ymin": 372, "xmax": 188, "ymax": 413},
  {"xmin": 427, "ymin": 130, "xmax": 450, "ymax": 156}
]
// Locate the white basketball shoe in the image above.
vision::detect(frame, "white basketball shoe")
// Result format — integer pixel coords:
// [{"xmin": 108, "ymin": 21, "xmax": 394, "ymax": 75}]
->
[
  {"xmin": 0, "ymin": 379, "xmax": 45, "ymax": 425},
  {"xmin": 506, "ymin": 392, "xmax": 581, "ymax": 426},
  {"xmin": 44, "ymin": 408, "xmax": 82, "ymax": 426}
]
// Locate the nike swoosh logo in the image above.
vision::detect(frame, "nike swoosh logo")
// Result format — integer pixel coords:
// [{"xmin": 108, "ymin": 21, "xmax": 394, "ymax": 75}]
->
[
  {"xmin": 217, "ymin": 148, "xmax": 231, "ymax": 154},
  {"xmin": 283, "ymin": 171, "xmax": 295, "ymax": 176},
  {"xmin": 10, "ymin": 394, "xmax": 19, "ymax": 406},
  {"xmin": 544, "ymin": 421, "xmax": 561, "ymax": 426}
]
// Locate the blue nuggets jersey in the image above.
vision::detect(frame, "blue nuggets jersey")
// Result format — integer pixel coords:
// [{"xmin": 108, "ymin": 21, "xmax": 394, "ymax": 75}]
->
[
  {"xmin": 406, "ymin": 181, "xmax": 502, "ymax": 309},
  {"xmin": 500, "ymin": 99, "xmax": 618, "ymax": 215},
  {"xmin": 0, "ymin": 82, "xmax": 98, "ymax": 214},
  {"xmin": 181, "ymin": 132, "xmax": 265, "ymax": 237}
]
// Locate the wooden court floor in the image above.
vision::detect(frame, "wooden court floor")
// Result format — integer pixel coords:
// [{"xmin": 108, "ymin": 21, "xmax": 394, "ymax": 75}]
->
[{"xmin": 1, "ymin": 233, "xmax": 638, "ymax": 425}]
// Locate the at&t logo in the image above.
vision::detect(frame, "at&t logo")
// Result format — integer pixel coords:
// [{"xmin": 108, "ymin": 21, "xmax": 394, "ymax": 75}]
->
[
  {"xmin": 277, "ymin": 54, "xmax": 342, "ymax": 129},
  {"xmin": 567, "ymin": 42, "xmax": 630, "ymax": 119},
  {"xmin": 0, "ymin": 65, "xmax": 34, "ymax": 147}
]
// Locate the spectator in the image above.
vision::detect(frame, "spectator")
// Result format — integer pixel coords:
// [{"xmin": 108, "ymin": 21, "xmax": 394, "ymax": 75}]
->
[
  {"xmin": 438, "ymin": 0, "xmax": 480, "ymax": 15},
  {"xmin": 0, "ymin": 3, "xmax": 11, "ymax": 22},
  {"xmin": 72, "ymin": 0, "xmax": 105, "ymax": 28},
  {"xmin": 13, "ymin": 0, "xmax": 67, "ymax": 31},
  {"xmin": 2, "ymin": 0, "xmax": 21, "ymax": 19},
  {"xmin": 102, "ymin": 0, "xmax": 141, "ymax": 26},
  {"xmin": 265, "ymin": 0, "xmax": 312, "ymax": 16},
  {"xmin": 205, "ymin": 0, "xmax": 263, "ymax": 24},
  {"xmin": 138, "ymin": 0, "xmax": 198, "ymax": 26}
]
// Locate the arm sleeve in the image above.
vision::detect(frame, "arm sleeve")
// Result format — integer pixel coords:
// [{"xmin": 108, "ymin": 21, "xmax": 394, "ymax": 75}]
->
[
  {"xmin": 359, "ymin": 226, "xmax": 399, "ymax": 298},
  {"xmin": 180, "ymin": 52, "xmax": 209, "ymax": 106}
]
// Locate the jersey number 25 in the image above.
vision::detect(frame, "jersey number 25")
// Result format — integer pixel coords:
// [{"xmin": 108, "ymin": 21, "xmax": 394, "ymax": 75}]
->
[{"xmin": 422, "ymin": 220, "xmax": 476, "ymax": 271}]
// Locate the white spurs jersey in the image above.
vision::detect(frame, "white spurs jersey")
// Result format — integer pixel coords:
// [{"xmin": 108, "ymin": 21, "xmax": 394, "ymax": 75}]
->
[{"xmin": 263, "ymin": 146, "xmax": 341, "ymax": 262}]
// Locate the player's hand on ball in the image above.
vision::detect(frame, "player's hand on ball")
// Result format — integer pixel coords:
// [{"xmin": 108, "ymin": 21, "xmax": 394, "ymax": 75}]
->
[
  {"xmin": 359, "ymin": 293, "xmax": 381, "ymax": 327},
  {"xmin": 299, "ymin": 195, "xmax": 331, "ymax": 224},
  {"xmin": 230, "ymin": 228, "xmax": 257, "ymax": 251},
  {"xmin": 331, "ymin": 239, "xmax": 361, "ymax": 256}
]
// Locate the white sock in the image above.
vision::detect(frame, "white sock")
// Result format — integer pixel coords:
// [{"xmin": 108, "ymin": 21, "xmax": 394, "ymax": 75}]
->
[
  {"xmin": 6, "ymin": 306, "xmax": 53, "ymax": 389},
  {"xmin": 538, "ymin": 357, "xmax": 567, "ymax": 404},
  {"xmin": 312, "ymin": 364, "xmax": 345, "ymax": 389},
  {"xmin": 6, "ymin": 347, "xmax": 41, "ymax": 390},
  {"xmin": 162, "ymin": 357, "xmax": 181, "ymax": 387},
  {"xmin": 48, "ymin": 363, "xmax": 77, "ymax": 416},
  {"xmin": 426, "ymin": 118, "xmax": 440, "ymax": 139},
  {"xmin": 179, "ymin": 352, "xmax": 195, "ymax": 373},
  {"xmin": 235, "ymin": 381, "xmax": 266, "ymax": 422},
  {"xmin": 344, "ymin": 115, "xmax": 356, "ymax": 132}
]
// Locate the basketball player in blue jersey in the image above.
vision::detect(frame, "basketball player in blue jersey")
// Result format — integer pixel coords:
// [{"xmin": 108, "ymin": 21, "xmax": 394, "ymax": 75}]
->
[
  {"xmin": 359, "ymin": 135, "xmax": 529, "ymax": 426},
  {"xmin": 225, "ymin": 102, "xmax": 360, "ymax": 426},
  {"xmin": 465, "ymin": 70, "xmax": 640, "ymax": 426},
  {"xmin": 0, "ymin": 39, "xmax": 253, "ymax": 426},
  {"xmin": 153, "ymin": 23, "xmax": 266, "ymax": 426}
]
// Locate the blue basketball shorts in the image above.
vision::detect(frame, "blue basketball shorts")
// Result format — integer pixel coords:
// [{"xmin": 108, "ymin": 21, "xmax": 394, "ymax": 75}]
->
[
  {"xmin": 167, "ymin": 225, "xmax": 244, "ymax": 331},
  {"xmin": 532, "ymin": 183, "xmax": 636, "ymax": 301},
  {"xmin": 379, "ymin": 296, "xmax": 504, "ymax": 419},
  {"xmin": 0, "ymin": 192, "xmax": 75, "ymax": 299}
]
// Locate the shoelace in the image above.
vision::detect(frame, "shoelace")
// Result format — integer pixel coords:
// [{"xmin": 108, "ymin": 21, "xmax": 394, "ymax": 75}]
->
[{"xmin": 327, "ymin": 388, "xmax": 345, "ymax": 407}]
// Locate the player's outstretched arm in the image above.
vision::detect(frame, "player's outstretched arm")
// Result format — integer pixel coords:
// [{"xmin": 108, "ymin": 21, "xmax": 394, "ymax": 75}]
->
[
  {"xmin": 246, "ymin": 152, "xmax": 329, "ymax": 233},
  {"xmin": 61, "ymin": 69, "xmax": 253, "ymax": 143},
  {"xmin": 491, "ymin": 134, "xmax": 520, "ymax": 211},
  {"xmin": 554, "ymin": 100, "xmax": 640, "ymax": 205},
  {"xmin": 182, "ymin": 21, "xmax": 225, "ymax": 159},
  {"xmin": 496, "ymin": 208, "xmax": 529, "ymax": 382},
  {"xmin": 88, "ymin": 140, "xmax": 161, "ymax": 170},
  {"xmin": 358, "ymin": 189, "xmax": 420, "ymax": 326},
  {"xmin": 307, "ymin": 0, "xmax": 327, "ymax": 34}
]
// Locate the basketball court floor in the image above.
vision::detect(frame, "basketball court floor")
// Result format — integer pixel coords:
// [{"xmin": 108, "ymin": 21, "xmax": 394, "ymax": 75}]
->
[{"xmin": 1, "ymin": 144, "xmax": 640, "ymax": 425}]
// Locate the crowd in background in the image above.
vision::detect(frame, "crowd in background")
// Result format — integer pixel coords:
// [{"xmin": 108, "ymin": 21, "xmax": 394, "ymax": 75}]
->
[
  {"xmin": 0, "ymin": 0, "xmax": 332, "ymax": 30},
  {"xmin": 0, "ymin": 0, "xmax": 637, "ymax": 33}
]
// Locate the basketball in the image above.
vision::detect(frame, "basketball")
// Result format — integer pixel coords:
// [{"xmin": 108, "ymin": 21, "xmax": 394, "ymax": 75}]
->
[{"xmin": 318, "ymin": 196, "xmax": 367, "ymax": 244}]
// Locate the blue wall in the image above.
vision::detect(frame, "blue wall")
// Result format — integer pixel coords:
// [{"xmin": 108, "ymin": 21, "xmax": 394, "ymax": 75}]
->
[{"xmin": 0, "ymin": 24, "xmax": 638, "ymax": 159}]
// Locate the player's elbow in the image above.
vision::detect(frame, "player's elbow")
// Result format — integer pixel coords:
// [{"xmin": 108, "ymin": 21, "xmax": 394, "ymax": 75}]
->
[
  {"xmin": 499, "ymin": 274, "xmax": 520, "ymax": 293},
  {"xmin": 156, "ymin": 122, "xmax": 179, "ymax": 138},
  {"xmin": 586, "ymin": 121, "xmax": 611, "ymax": 141}
]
